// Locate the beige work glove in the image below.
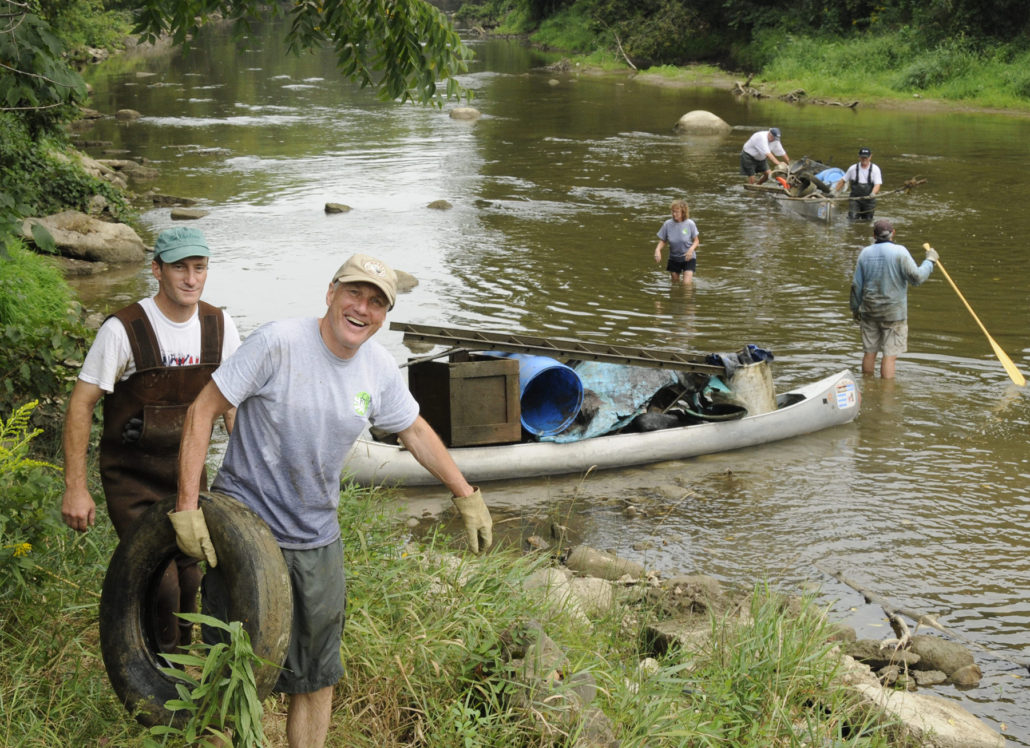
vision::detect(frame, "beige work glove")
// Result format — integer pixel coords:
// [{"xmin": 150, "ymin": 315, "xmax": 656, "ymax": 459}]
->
[
  {"xmin": 452, "ymin": 488, "xmax": 492, "ymax": 553},
  {"xmin": 168, "ymin": 508, "xmax": 219, "ymax": 567}
]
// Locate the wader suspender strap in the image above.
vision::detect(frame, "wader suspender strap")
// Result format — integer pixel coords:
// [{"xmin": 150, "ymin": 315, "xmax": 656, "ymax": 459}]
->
[
  {"xmin": 113, "ymin": 303, "xmax": 162, "ymax": 370},
  {"xmin": 111, "ymin": 301, "xmax": 224, "ymax": 370},
  {"xmin": 197, "ymin": 301, "xmax": 223, "ymax": 364},
  {"xmin": 853, "ymin": 162, "xmax": 875, "ymax": 184}
]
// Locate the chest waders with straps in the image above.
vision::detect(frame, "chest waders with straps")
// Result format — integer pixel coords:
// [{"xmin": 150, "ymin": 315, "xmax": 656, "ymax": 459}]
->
[
  {"xmin": 98, "ymin": 300, "xmax": 225, "ymax": 652},
  {"xmin": 848, "ymin": 162, "xmax": 877, "ymax": 219}
]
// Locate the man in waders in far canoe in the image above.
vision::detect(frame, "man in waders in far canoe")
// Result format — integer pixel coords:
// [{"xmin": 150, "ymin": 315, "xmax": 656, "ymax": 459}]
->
[
  {"xmin": 61, "ymin": 226, "xmax": 241, "ymax": 653},
  {"xmin": 173, "ymin": 253, "xmax": 492, "ymax": 748},
  {"xmin": 836, "ymin": 146, "xmax": 883, "ymax": 220}
]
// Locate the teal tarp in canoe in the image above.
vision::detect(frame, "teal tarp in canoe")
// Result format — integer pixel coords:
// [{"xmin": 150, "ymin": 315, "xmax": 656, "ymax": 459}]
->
[{"xmin": 540, "ymin": 362, "xmax": 679, "ymax": 444}]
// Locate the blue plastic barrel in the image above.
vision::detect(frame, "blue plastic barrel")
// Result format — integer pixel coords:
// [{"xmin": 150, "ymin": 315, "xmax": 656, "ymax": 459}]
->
[{"xmin": 483, "ymin": 353, "xmax": 583, "ymax": 436}]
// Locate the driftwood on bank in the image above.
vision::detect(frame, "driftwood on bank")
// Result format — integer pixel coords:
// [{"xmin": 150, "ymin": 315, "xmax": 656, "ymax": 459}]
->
[
  {"xmin": 826, "ymin": 567, "xmax": 1030, "ymax": 673},
  {"xmin": 612, "ymin": 31, "xmax": 637, "ymax": 71},
  {"xmin": 732, "ymin": 77, "xmax": 859, "ymax": 108}
]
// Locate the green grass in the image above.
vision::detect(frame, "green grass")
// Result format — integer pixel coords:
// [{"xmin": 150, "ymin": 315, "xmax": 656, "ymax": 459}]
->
[
  {"xmin": 740, "ymin": 31, "xmax": 1030, "ymax": 112},
  {"xmin": 0, "ymin": 468, "xmax": 921, "ymax": 747}
]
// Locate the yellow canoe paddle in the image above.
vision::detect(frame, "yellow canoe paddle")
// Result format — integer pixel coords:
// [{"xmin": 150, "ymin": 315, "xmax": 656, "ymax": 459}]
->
[{"xmin": 923, "ymin": 243, "xmax": 1026, "ymax": 387}]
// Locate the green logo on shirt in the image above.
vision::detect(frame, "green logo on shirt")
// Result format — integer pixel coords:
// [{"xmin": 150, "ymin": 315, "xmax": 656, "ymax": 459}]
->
[{"xmin": 353, "ymin": 391, "xmax": 371, "ymax": 416}]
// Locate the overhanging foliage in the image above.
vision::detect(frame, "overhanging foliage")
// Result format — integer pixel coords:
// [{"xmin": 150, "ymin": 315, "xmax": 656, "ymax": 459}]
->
[{"xmin": 131, "ymin": 0, "xmax": 473, "ymax": 105}]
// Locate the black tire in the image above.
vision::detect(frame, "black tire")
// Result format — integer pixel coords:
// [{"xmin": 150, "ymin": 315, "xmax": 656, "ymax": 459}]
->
[
  {"xmin": 99, "ymin": 491, "xmax": 292, "ymax": 728},
  {"xmin": 809, "ymin": 173, "xmax": 832, "ymax": 193}
]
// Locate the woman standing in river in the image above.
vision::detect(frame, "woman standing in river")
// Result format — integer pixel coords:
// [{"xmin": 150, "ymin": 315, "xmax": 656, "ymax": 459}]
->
[{"xmin": 653, "ymin": 199, "xmax": 700, "ymax": 285}]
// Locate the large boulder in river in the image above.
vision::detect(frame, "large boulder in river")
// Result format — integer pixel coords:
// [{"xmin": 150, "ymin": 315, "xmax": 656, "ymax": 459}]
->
[
  {"xmin": 674, "ymin": 110, "xmax": 731, "ymax": 135},
  {"xmin": 449, "ymin": 106, "xmax": 481, "ymax": 120},
  {"xmin": 22, "ymin": 211, "xmax": 146, "ymax": 264}
]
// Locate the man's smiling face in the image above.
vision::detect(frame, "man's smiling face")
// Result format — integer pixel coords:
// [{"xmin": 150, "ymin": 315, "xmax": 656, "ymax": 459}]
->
[{"xmin": 319, "ymin": 281, "xmax": 389, "ymax": 359}]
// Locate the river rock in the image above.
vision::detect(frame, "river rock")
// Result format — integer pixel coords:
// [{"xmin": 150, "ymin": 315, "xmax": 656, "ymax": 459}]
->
[
  {"xmin": 57, "ymin": 257, "xmax": 111, "ymax": 276},
  {"xmin": 503, "ymin": 621, "xmax": 615, "ymax": 745},
  {"xmin": 642, "ymin": 616, "xmax": 713, "ymax": 657},
  {"xmin": 52, "ymin": 151, "xmax": 128, "ymax": 190},
  {"xmin": 838, "ymin": 655, "xmax": 1004, "ymax": 747},
  {"xmin": 565, "ymin": 545, "xmax": 645, "ymax": 581},
  {"xmin": 912, "ymin": 669, "xmax": 949, "ymax": 687},
  {"xmin": 147, "ymin": 192, "xmax": 197, "ymax": 207},
  {"xmin": 846, "ymin": 639, "xmax": 922, "ymax": 669},
  {"xmin": 523, "ymin": 567, "xmax": 590, "ymax": 625},
  {"xmin": 21, "ymin": 211, "xmax": 146, "ymax": 264},
  {"xmin": 568, "ymin": 576, "xmax": 614, "ymax": 617},
  {"xmin": 96, "ymin": 158, "xmax": 159, "ymax": 182},
  {"xmin": 949, "ymin": 663, "xmax": 984, "ymax": 688},
  {"xmin": 427, "ymin": 199, "xmax": 452, "ymax": 210},
  {"xmin": 661, "ymin": 574, "xmax": 726, "ymax": 615},
  {"xmin": 395, "ymin": 269, "xmax": 419, "ymax": 293},
  {"xmin": 674, "ymin": 110, "xmax": 731, "ymax": 135},
  {"xmin": 909, "ymin": 634, "xmax": 978, "ymax": 683},
  {"xmin": 115, "ymin": 108, "xmax": 142, "ymax": 120},
  {"xmin": 449, "ymin": 106, "xmax": 481, "ymax": 120},
  {"xmin": 851, "ymin": 682, "xmax": 1005, "ymax": 748},
  {"xmin": 325, "ymin": 202, "xmax": 351, "ymax": 214},
  {"xmin": 170, "ymin": 208, "xmax": 209, "ymax": 220}
]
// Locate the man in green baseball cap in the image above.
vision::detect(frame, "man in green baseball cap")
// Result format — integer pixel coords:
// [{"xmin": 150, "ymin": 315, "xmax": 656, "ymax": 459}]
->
[{"xmin": 61, "ymin": 226, "xmax": 241, "ymax": 653}]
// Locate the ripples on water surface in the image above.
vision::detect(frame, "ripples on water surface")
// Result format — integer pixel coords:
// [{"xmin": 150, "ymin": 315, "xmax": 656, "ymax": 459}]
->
[{"xmin": 78, "ymin": 25, "xmax": 1030, "ymax": 742}]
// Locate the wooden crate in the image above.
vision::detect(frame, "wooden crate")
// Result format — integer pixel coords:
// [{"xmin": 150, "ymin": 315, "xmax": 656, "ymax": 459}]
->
[{"xmin": 408, "ymin": 358, "xmax": 521, "ymax": 447}]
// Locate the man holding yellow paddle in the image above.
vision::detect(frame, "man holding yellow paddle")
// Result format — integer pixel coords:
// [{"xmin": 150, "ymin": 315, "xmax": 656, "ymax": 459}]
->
[
  {"xmin": 851, "ymin": 221, "xmax": 1026, "ymax": 385},
  {"xmin": 850, "ymin": 219, "xmax": 937, "ymax": 379}
]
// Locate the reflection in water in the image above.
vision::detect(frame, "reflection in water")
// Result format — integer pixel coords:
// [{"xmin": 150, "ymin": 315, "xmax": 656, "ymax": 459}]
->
[
  {"xmin": 76, "ymin": 23, "xmax": 1030, "ymax": 743},
  {"xmin": 652, "ymin": 284, "xmax": 697, "ymax": 350}
]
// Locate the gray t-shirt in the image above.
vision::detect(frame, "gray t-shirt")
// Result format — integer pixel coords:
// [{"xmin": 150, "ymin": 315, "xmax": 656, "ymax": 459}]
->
[
  {"xmin": 211, "ymin": 318, "xmax": 419, "ymax": 549},
  {"xmin": 657, "ymin": 218, "xmax": 699, "ymax": 260}
]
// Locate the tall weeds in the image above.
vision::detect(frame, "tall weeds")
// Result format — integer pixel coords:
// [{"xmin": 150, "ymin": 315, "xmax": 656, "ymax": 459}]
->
[{"xmin": 0, "ymin": 479, "xmax": 918, "ymax": 746}]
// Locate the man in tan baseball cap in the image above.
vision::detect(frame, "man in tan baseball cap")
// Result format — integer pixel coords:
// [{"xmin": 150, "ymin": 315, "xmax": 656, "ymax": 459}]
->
[
  {"xmin": 331, "ymin": 253, "xmax": 398, "ymax": 309},
  {"xmin": 174, "ymin": 253, "xmax": 490, "ymax": 747}
]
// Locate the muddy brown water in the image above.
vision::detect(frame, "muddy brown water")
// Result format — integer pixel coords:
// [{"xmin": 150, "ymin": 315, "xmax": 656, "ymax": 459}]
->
[{"xmin": 75, "ymin": 20, "xmax": 1030, "ymax": 741}]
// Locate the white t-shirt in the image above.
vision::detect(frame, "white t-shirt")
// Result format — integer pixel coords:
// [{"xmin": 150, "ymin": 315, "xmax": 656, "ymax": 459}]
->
[
  {"xmin": 743, "ymin": 130, "xmax": 787, "ymax": 160},
  {"xmin": 211, "ymin": 318, "xmax": 419, "ymax": 549},
  {"xmin": 78, "ymin": 296, "xmax": 242, "ymax": 392},
  {"xmin": 843, "ymin": 162, "xmax": 883, "ymax": 186}
]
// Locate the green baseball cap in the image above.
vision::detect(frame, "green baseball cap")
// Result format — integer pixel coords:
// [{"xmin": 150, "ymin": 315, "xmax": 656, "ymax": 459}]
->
[{"xmin": 153, "ymin": 227, "xmax": 211, "ymax": 263}]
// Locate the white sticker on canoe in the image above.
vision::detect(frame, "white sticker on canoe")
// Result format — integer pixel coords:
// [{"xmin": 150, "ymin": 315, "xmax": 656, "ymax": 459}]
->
[{"xmin": 835, "ymin": 380, "xmax": 857, "ymax": 409}]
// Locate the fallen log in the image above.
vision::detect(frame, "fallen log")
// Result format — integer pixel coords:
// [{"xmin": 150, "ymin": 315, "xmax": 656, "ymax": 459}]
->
[{"xmin": 824, "ymin": 566, "xmax": 1030, "ymax": 673}]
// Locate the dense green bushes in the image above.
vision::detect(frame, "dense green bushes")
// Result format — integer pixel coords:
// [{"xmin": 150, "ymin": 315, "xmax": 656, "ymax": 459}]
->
[
  {"xmin": 457, "ymin": 0, "xmax": 1030, "ymax": 82},
  {"xmin": 0, "ymin": 237, "xmax": 93, "ymax": 441},
  {"xmin": 0, "ymin": 113, "xmax": 128, "ymax": 232},
  {"xmin": 456, "ymin": 0, "xmax": 1030, "ymax": 109}
]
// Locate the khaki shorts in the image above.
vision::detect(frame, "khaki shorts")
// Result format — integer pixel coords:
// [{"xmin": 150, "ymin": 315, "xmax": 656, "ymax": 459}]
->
[{"xmin": 860, "ymin": 318, "xmax": 908, "ymax": 357}]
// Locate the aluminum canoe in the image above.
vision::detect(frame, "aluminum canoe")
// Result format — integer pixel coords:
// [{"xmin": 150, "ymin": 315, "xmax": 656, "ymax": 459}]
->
[{"xmin": 343, "ymin": 369, "xmax": 860, "ymax": 487}]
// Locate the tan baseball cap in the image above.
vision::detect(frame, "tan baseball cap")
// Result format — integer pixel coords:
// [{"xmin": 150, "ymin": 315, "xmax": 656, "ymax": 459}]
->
[{"xmin": 331, "ymin": 254, "xmax": 397, "ymax": 308}]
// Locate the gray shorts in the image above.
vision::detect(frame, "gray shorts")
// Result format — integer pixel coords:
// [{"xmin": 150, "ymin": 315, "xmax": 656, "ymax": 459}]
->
[
  {"xmin": 201, "ymin": 537, "xmax": 346, "ymax": 694},
  {"xmin": 277, "ymin": 538, "xmax": 346, "ymax": 693},
  {"xmin": 740, "ymin": 151, "xmax": 768, "ymax": 176},
  {"xmin": 860, "ymin": 318, "xmax": 908, "ymax": 357}
]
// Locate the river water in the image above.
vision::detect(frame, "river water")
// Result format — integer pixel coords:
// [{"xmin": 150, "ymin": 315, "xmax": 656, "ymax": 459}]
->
[{"xmin": 76, "ymin": 20, "xmax": 1030, "ymax": 742}]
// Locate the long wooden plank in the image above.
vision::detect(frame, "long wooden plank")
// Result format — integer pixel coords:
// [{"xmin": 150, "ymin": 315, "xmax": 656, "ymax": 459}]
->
[{"xmin": 391, "ymin": 322, "xmax": 725, "ymax": 374}]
